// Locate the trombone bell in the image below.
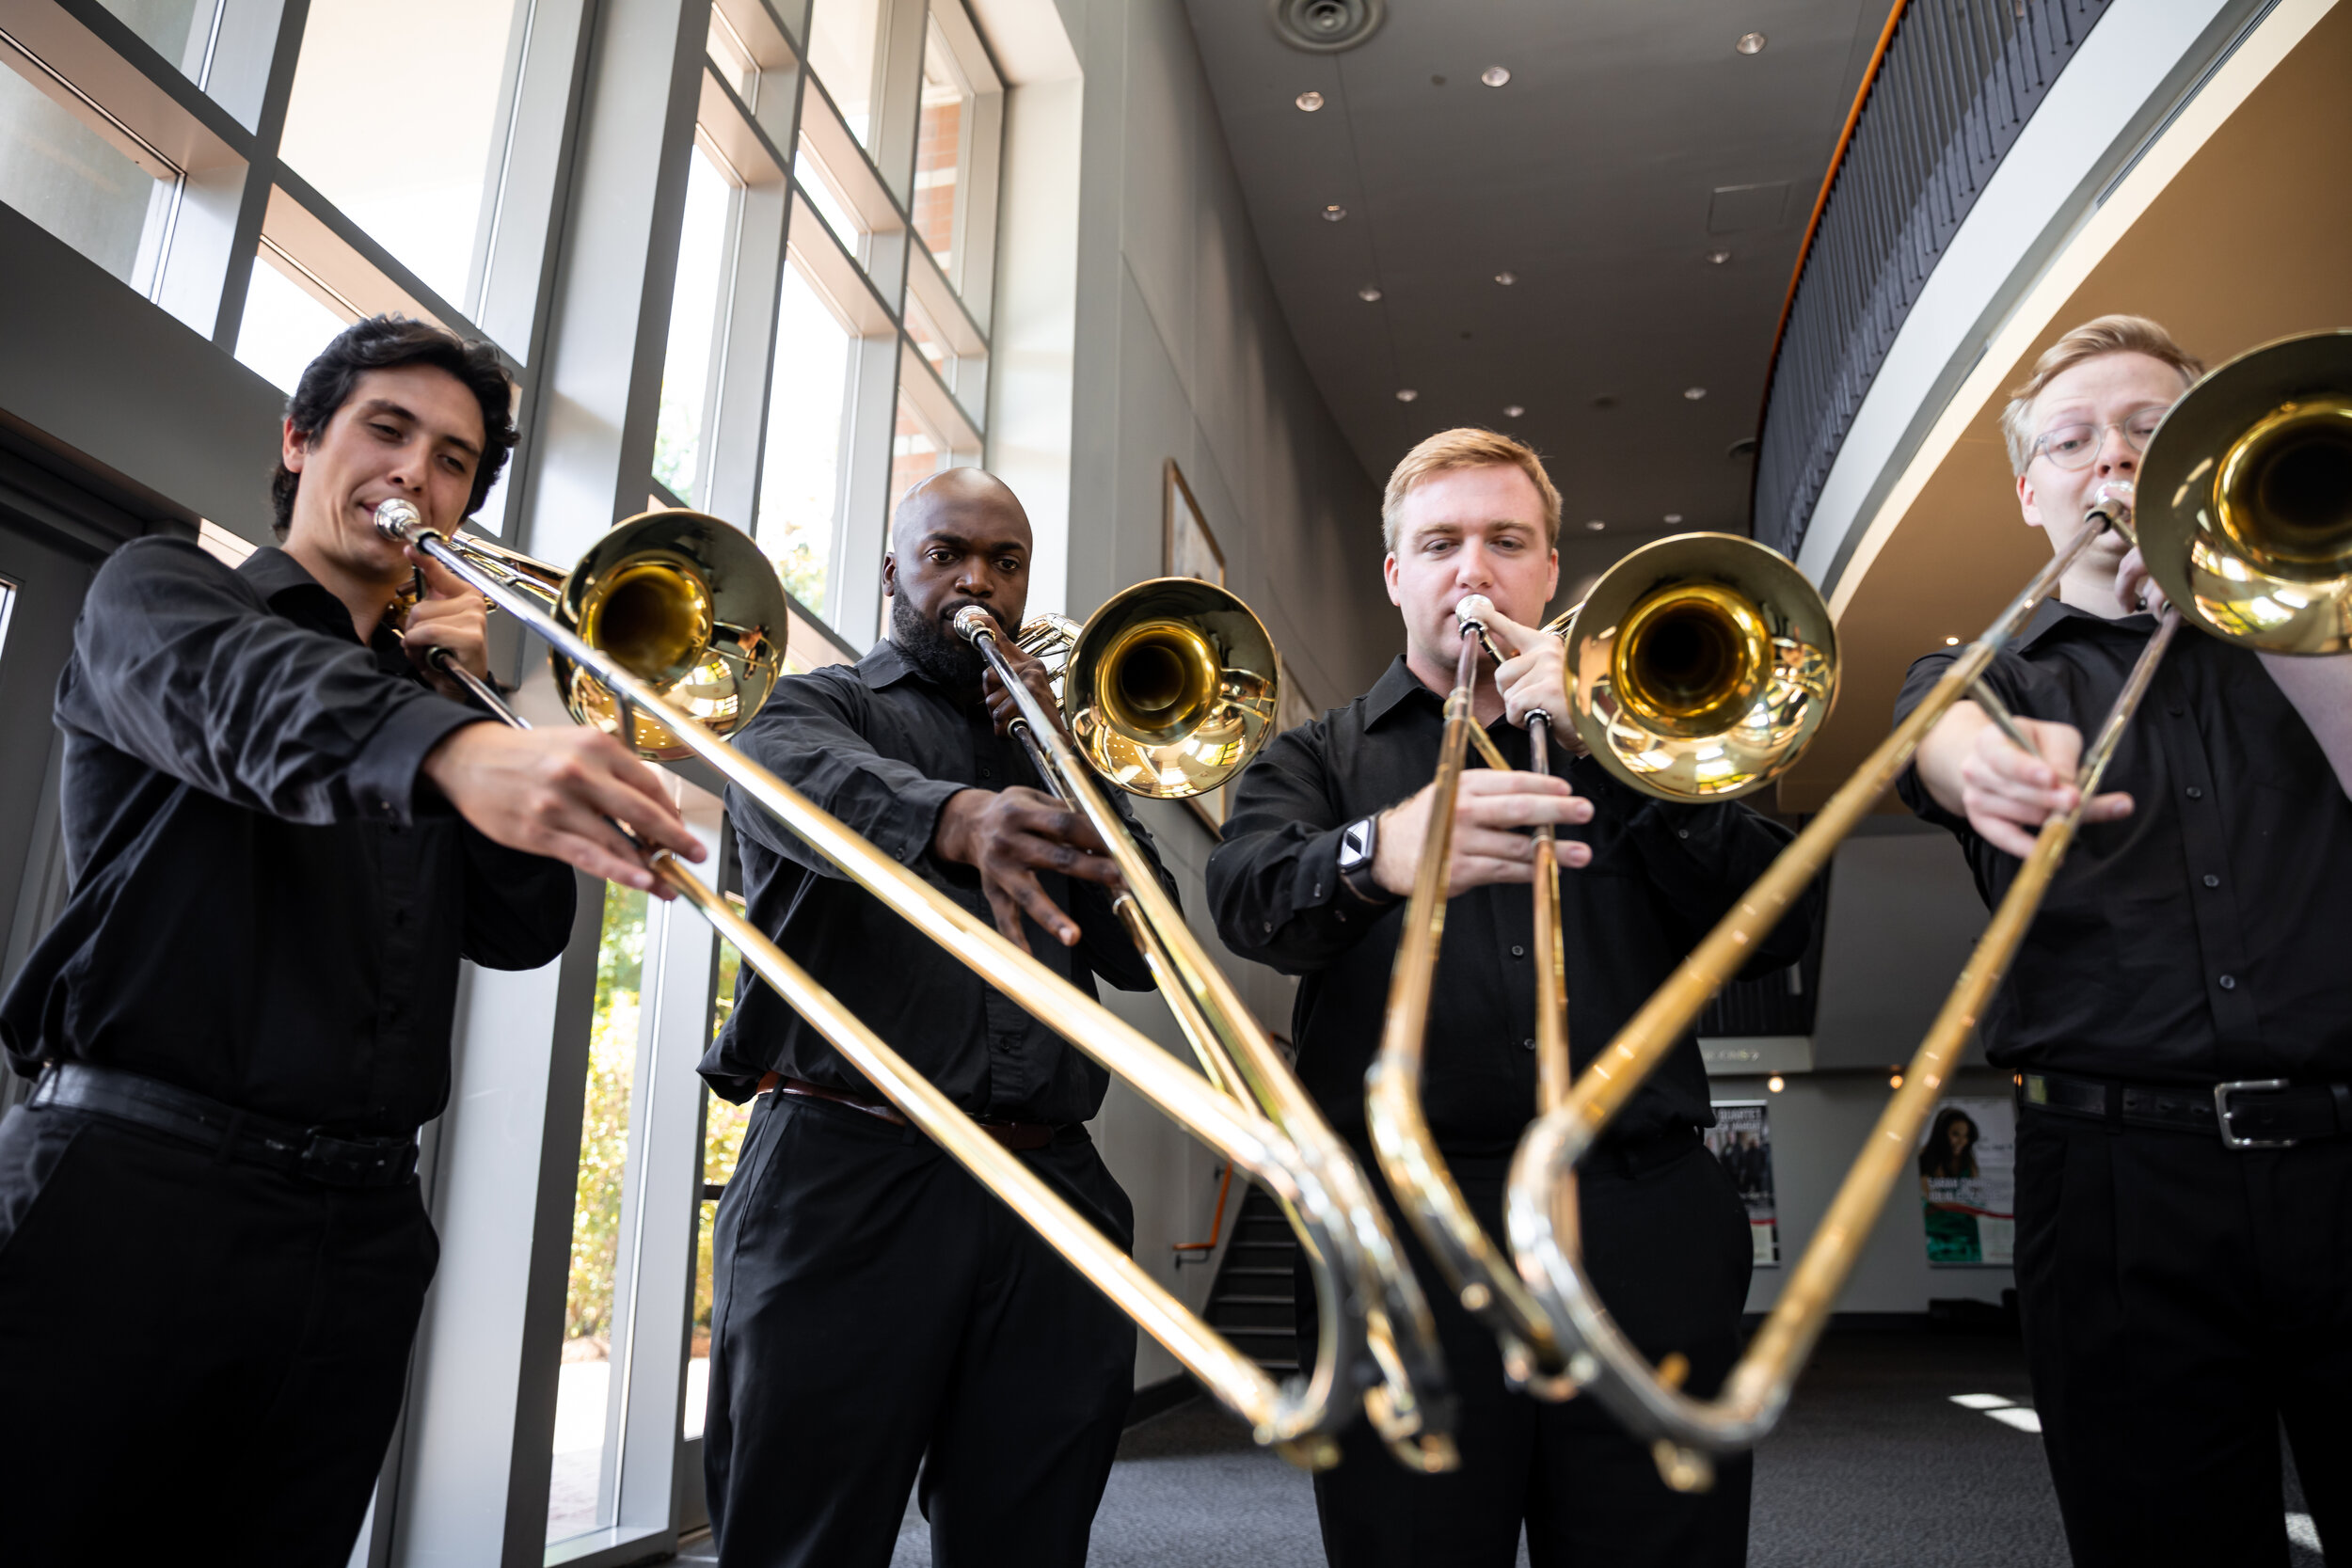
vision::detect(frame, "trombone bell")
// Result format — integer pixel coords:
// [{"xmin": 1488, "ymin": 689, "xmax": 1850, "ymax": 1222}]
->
[
  {"xmin": 2142, "ymin": 329, "xmax": 2352, "ymax": 654},
  {"xmin": 552, "ymin": 510, "xmax": 786, "ymax": 760},
  {"xmin": 1064, "ymin": 578, "xmax": 1279, "ymax": 800},
  {"xmin": 1565, "ymin": 534, "xmax": 1837, "ymax": 801}
]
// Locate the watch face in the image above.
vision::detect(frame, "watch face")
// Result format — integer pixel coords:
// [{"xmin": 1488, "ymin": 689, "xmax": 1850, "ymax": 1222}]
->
[{"xmin": 1339, "ymin": 816, "xmax": 1375, "ymax": 870}]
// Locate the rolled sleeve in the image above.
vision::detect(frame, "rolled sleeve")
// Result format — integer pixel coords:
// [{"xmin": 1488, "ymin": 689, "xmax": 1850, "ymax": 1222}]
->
[{"xmin": 350, "ymin": 700, "xmax": 490, "ymax": 824}]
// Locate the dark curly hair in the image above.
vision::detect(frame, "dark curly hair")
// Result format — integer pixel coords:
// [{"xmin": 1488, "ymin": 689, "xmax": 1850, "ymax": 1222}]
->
[{"xmin": 269, "ymin": 314, "xmax": 517, "ymax": 540}]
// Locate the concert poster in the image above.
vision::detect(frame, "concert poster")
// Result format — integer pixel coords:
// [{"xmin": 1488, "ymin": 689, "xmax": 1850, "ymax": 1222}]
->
[
  {"xmin": 1705, "ymin": 1101, "xmax": 1780, "ymax": 1267},
  {"xmin": 1916, "ymin": 1095, "xmax": 2016, "ymax": 1266}
]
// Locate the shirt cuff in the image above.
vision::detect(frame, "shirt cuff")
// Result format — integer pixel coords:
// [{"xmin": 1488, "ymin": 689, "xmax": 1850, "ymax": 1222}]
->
[
  {"xmin": 1287, "ymin": 824, "xmax": 1350, "ymax": 915},
  {"xmin": 877, "ymin": 778, "xmax": 970, "ymax": 867},
  {"xmin": 352, "ymin": 694, "xmax": 492, "ymax": 826}
]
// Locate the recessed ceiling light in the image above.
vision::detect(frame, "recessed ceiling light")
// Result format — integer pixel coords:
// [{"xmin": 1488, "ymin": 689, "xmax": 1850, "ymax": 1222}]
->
[
  {"xmin": 1706, "ymin": 249, "xmax": 1732, "ymax": 265},
  {"xmin": 1502, "ymin": 404, "xmax": 1525, "ymax": 418},
  {"xmin": 1481, "ymin": 65, "xmax": 1511, "ymax": 87},
  {"xmin": 1736, "ymin": 31, "xmax": 1768, "ymax": 54},
  {"xmin": 1663, "ymin": 513, "xmax": 1683, "ymax": 524},
  {"xmin": 1358, "ymin": 284, "xmax": 1383, "ymax": 302},
  {"xmin": 1683, "ymin": 387, "xmax": 1708, "ymax": 400},
  {"xmin": 1295, "ymin": 90, "xmax": 1326, "ymax": 111},
  {"xmin": 1584, "ymin": 519, "xmax": 1606, "ymax": 532},
  {"xmin": 1322, "ymin": 203, "xmax": 1347, "ymax": 222},
  {"xmin": 1768, "ymin": 1074, "xmax": 1785, "ymax": 1093},
  {"xmin": 1945, "ymin": 635, "xmax": 1961, "ymax": 645},
  {"xmin": 1395, "ymin": 388, "xmax": 1419, "ymax": 403},
  {"xmin": 1494, "ymin": 270, "xmax": 1517, "ymax": 286},
  {"xmin": 1890, "ymin": 1071, "xmax": 1905, "ymax": 1089}
]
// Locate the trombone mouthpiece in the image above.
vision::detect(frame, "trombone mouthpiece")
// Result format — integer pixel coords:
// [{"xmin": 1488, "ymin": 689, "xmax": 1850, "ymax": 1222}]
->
[
  {"xmin": 951, "ymin": 604, "xmax": 998, "ymax": 643},
  {"xmin": 1454, "ymin": 594, "xmax": 1495, "ymax": 630},
  {"xmin": 373, "ymin": 499, "xmax": 421, "ymax": 540},
  {"xmin": 2086, "ymin": 481, "xmax": 2137, "ymax": 535}
]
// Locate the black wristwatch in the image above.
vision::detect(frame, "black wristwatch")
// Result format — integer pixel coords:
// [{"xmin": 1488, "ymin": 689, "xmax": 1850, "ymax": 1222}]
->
[{"xmin": 1336, "ymin": 814, "xmax": 1397, "ymax": 907}]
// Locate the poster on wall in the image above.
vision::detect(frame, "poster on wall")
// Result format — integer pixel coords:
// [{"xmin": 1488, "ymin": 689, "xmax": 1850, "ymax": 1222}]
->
[
  {"xmin": 1705, "ymin": 1101, "xmax": 1779, "ymax": 1266},
  {"xmin": 1917, "ymin": 1096, "xmax": 2016, "ymax": 1266}
]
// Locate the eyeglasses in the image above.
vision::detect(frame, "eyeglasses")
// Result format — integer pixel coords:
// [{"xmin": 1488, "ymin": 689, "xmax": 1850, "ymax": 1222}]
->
[{"xmin": 2029, "ymin": 405, "xmax": 2169, "ymax": 471}]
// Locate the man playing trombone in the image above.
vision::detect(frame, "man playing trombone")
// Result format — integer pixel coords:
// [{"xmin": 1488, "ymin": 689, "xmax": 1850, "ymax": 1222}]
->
[
  {"xmin": 1208, "ymin": 429, "xmax": 1815, "ymax": 1567},
  {"xmin": 1899, "ymin": 315, "xmax": 2352, "ymax": 1565},
  {"xmin": 0, "ymin": 316, "xmax": 703, "ymax": 1563},
  {"xmin": 697, "ymin": 468, "xmax": 1177, "ymax": 1568}
]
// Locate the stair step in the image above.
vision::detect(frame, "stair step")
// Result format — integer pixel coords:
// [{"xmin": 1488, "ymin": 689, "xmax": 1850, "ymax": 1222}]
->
[
  {"xmin": 1216, "ymin": 1326, "xmax": 1301, "ymax": 1340},
  {"xmin": 1219, "ymin": 1266, "xmax": 1295, "ymax": 1277},
  {"xmin": 1209, "ymin": 1293, "xmax": 1295, "ymax": 1307}
]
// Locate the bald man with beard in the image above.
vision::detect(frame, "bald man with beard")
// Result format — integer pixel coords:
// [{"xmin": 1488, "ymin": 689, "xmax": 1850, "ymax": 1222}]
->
[{"xmin": 697, "ymin": 469, "xmax": 1178, "ymax": 1568}]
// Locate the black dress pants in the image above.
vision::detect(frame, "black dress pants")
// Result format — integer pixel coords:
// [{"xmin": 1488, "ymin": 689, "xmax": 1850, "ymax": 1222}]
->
[
  {"xmin": 2015, "ymin": 1113, "xmax": 2352, "ymax": 1566},
  {"xmin": 0, "ymin": 1102, "xmax": 438, "ymax": 1564},
  {"xmin": 1298, "ymin": 1133, "xmax": 1754, "ymax": 1568},
  {"xmin": 703, "ymin": 1092, "xmax": 1138, "ymax": 1568}
]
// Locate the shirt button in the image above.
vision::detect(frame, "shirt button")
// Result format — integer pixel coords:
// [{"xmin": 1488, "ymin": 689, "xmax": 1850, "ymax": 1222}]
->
[
  {"xmin": 1677, "ymin": 829, "xmax": 1690, "ymax": 840},
  {"xmin": 2202, "ymin": 874, "xmax": 2219, "ymax": 889},
  {"xmin": 1521, "ymin": 1037, "xmax": 1537, "ymax": 1052},
  {"xmin": 2185, "ymin": 786, "xmax": 2203, "ymax": 800},
  {"xmin": 2218, "ymin": 974, "xmax": 2237, "ymax": 990},
  {"xmin": 1510, "ymin": 944, "xmax": 1526, "ymax": 958}
]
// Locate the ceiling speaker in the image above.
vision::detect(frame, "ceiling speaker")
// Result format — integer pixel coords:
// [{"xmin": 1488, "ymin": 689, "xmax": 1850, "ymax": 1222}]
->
[{"xmin": 1269, "ymin": 0, "xmax": 1384, "ymax": 53}]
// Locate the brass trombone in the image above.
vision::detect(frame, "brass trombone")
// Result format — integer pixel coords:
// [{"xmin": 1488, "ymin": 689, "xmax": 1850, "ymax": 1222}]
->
[
  {"xmin": 1505, "ymin": 328, "xmax": 2352, "ymax": 1489},
  {"xmin": 961, "ymin": 580, "xmax": 1458, "ymax": 1471},
  {"xmin": 372, "ymin": 503, "xmax": 1413, "ymax": 1466},
  {"xmin": 1365, "ymin": 536, "xmax": 1836, "ymax": 1395}
]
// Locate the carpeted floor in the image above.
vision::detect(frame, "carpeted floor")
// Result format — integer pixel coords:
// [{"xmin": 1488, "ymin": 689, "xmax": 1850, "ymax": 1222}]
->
[
  {"xmin": 677, "ymin": 1326, "xmax": 2324, "ymax": 1565},
  {"xmin": 885, "ymin": 1326, "xmax": 2323, "ymax": 1567}
]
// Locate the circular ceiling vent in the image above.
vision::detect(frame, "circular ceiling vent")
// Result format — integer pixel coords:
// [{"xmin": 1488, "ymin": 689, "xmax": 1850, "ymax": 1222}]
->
[{"xmin": 1269, "ymin": 0, "xmax": 1384, "ymax": 54}]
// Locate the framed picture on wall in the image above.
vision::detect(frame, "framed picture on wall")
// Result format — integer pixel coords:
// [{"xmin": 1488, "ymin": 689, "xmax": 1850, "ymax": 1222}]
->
[
  {"xmin": 1165, "ymin": 460, "xmax": 1225, "ymax": 585},
  {"xmin": 1705, "ymin": 1101, "xmax": 1781, "ymax": 1266}
]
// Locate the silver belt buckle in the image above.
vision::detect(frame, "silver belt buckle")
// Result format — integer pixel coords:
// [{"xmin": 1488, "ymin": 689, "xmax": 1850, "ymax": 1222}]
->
[{"xmin": 2214, "ymin": 1079, "xmax": 2296, "ymax": 1149}]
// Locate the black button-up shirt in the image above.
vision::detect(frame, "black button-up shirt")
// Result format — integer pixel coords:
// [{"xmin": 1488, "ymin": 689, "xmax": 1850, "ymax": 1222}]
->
[
  {"xmin": 0, "ymin": 539, "xmax": 578, "ymax": 1134},
  {"xmin": 1207, "ymin": 657, "xmax": 1818, "ymax": 1157},
  {"xmin": 1895, "ymin": 599, "xmax": 2352, "ymax": 1084},
  {"xmin": 699, "ymin": 640, "xmax": 1172, "ymax": 1124}
]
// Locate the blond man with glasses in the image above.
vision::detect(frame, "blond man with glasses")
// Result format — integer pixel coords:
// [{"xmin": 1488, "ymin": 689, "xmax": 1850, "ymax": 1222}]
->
[{"xmin": 1898, "ymin": 315, "xmax": 2352, "ymax": 1565}]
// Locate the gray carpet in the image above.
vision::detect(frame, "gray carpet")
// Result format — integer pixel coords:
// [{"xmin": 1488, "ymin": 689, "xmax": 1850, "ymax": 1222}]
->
[{"xmin": 681, "ymin": 1328, "xmax": 2325, "ymax": 1566}]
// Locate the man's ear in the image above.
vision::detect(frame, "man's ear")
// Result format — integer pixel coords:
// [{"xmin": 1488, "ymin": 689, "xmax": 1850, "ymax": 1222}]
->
[
  {"xmin": 2017, "ymin": 471, "xmax": 2044, "ymax": 531},
  {"xmin": 281, "ymin": 416, "xmax": 308, "ymax": 472},
  {"xmin": 1545, "ymin": 546, "xmax": 1560, "ymax": 602},
  {"xmin": 1383, "ymin": 552, "xmax": 1402, "ymax": 607},
  {"xmin": 880, "ymin": 550, "xmax": 898, "ymax": 595}
]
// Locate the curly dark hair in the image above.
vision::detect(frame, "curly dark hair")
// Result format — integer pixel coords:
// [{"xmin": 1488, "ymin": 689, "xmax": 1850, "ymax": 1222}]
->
[
  {"xmin": 269, "ymin": 314, "xmax": 517, "ymax": 539},
  {"xmin": 1918, "ymin": 1108, "xmax": 1981, "ymax": 1180}
]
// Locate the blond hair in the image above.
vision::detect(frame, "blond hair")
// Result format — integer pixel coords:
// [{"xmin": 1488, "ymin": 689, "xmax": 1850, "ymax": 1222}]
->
[
  {"xmin": 1381, "ymin": 428, "xmax": 1563, "ymax": 552},
  {"xmin": 1999, "ymin": 314, "xmax": 2203, "ymax": 475}
]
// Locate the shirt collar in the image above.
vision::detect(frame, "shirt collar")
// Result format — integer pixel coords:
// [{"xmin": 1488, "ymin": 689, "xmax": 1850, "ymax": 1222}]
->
[
  {"xmin": 2013, "ymin": 595, "xmax": 2159, "ymax": 653},
  {"xmin": 237, "ymin": 545, "xmax": 366, "ymax": 645},
  {"xmin": 857, "ymin": 638, "xmax": 920, "ymax": 690},
  {"xmin": 1363, "ymin": 655, "xmax": 1442, "ymax": 728}
]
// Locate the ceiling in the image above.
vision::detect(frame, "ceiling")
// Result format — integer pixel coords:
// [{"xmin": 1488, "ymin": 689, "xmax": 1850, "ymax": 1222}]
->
[
  {"xmin": 1772, "ymin": 0, "xmax": 2352, "ymax": 811},
  {"xmin": 1182, "ymin": 0, "xmax": 1897, "ymax": 606}
]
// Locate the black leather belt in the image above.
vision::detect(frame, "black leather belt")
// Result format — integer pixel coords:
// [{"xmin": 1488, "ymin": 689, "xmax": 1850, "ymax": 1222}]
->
[
  {"xmin": 2019, "ymin": 1069, "xmax": 2352, "ymax": 1149},
  {"xmin": 30, "ymin": 1063, "xmax": 420, "ymax": 1187}
]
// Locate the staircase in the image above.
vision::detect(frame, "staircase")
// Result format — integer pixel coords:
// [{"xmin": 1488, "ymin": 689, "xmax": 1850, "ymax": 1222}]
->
[{"xmin": 1202, "ymin": 1184, "xmax": 1303, "ymax": 1375}]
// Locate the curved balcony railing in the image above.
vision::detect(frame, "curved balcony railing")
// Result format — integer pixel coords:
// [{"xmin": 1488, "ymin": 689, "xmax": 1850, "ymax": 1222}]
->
[{"xmin": 1753, "ymin": 0, "xmax": 2112, "ymax": 557}]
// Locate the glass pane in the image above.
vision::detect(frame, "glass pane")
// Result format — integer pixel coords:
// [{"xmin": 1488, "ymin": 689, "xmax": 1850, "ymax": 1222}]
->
[
  {"xmin": 904, "ymin": 292, "xmax": 949, "ymax": 379},
  {"xmin": 707, "ymin": 9, "xmax": 758, "ymax": 105},
  {"xmin": 278, "ymin": 0, "xmax": 526, "ymax": 313},
  {"xmin": 756, "ymin": 260, "xmax": 854, "ymax": 611},
  {"xmin": 94, "ymin": 0, "xmax": 216, "ymax": 77},
  {"xmin": 890, "ymin": 393, "xmax": 947, "ymax": 517},
  {"xmin": 687, "ymin": 937, "xmax": 749, "ymax": 1442},
  {"xmin": 234, "ymin": 249, "xmax": 356, "ymax": 394},
  {"xmin": 0, "ymin": 577, "xmax": 16, "ymax": 666},
  {"xmin": 651, "ymin": 144, "xmax": 738, "ymax": 503},
  {"xmin": 805, "ymin": 0, "xmax": 884, "ymax": 150},
  {"xmin": 914, "ymin": 24, "xmax": 970, "ymax": 277},
  {"xmin": 550, "ymin": 882, "xmax": 649, "ymax": 1544},
  {"xmin": 0, "ymin": 52, "xmax": 177, "ymax": 292},
  {"xmin": 794, "ymin": 137, "xmax": 864, "ymax": 255}
]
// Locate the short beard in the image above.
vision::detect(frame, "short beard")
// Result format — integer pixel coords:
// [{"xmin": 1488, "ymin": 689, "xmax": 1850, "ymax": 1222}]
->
[{"xmin": 891, "ymin": 594, "xmax": 992, "ymax": 690}]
